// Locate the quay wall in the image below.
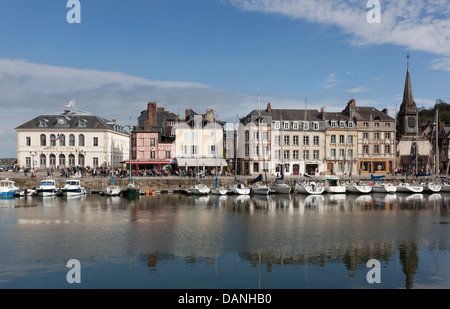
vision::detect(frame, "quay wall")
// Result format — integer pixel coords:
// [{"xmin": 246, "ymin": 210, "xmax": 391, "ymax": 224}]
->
[{"xmin": 7, "ymin": 173, "xmax": 393, "ymax": 193}]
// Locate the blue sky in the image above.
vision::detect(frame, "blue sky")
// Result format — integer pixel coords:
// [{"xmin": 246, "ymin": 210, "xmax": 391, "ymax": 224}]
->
[{"xmin": 1, "ymin": 0, "xmax": 450, "ymax": 157}]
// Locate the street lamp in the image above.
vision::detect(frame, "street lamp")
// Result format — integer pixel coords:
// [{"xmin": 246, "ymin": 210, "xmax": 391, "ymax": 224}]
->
[{"xmin": 30, "ymin": 151, "xmax": 38, "ymax": 170}]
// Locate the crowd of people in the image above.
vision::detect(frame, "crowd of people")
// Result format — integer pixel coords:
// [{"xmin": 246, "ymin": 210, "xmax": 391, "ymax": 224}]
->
[{"xmin": 11, "ymin": 165, "xmax": 233, "ymax": 179}]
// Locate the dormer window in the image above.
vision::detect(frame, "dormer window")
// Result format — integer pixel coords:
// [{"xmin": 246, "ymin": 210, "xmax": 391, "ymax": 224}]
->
[
  {"xmin": 340, "ymin": 121, "xmax": 345, "ymax": 128},
  {"xmin": 78, "ymin": 119, "xmax": 87, "ymax": 128},
  {"xmin": 331, "ymin": 121, "xmax": 337, "ymax": 128},
  {"xmin": 38, "ymin": 119, "xmax": 48, "ymax": 128}
]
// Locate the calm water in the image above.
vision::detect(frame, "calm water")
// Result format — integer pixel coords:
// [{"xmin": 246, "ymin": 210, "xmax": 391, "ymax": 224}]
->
[{"xmin": 0, "ymin": 192, "xmax": 448, "ymax": 289}]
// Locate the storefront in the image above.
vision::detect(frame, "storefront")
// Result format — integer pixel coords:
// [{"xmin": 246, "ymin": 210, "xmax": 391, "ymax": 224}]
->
[{"xmin": 358, "ymin": 159, "xmax": 393, "ymax": 174}]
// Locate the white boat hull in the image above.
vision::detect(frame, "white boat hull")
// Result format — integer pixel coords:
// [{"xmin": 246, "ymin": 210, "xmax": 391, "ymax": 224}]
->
[
  {"xmin": 346, "ymin": 184, "xmax": 372, "ymax": 194},
  {"xmin": 325, "ymin": 186, "xmax": 346, "ymax": 194},
  {"xmin": 230, "ymin": 184, "xmax": 251, "ymax": 195},
  {"xmin": 422, "ymin": 183, "xmax": 441, "ymax": 193},
  {"xmin": 396, "ymin": 184, "xmax": 423, "ymax": 193},
  {"xmin": 189, "ymin": 184, "xmax": 210, "ymax": 195},
  {"xmin": 62, "ymin": 189, "xmax": 86, "ymax": 196},
  {"xmin": 102, "ymin": 186, "xmax": 122, "ymax": 196},
  {"xmin": 271, "ymin": 183, "xmax": 291, "ymax": 194},
  {"xmin": 440, "ymin": 185, "xmax": 450, "ymax": 192},
  {"xmin": 295, "ymin": 183, "xmax": 324, "ymax": 195},
  {"xmin": 372, "ymin": 184, "xmax": 397, "ymax": 193},
  {"xmin": 251, "ymin": 185, "xmax": 270, "ymax": 195},
  {"xmin": 211, "ymin": 188, "xmax": 228, "ymax": 195}
]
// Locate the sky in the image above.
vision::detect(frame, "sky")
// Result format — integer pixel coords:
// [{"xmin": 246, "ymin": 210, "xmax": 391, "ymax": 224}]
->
[{"xmin": 1, "ymin": 0, "xmax": 450, "ymax": 158}]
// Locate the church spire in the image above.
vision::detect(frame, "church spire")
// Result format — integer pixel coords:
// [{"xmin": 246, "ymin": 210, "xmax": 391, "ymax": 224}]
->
[
  {"xmin": 399, "ymin": 53, "xmax": 417, "ymax": 116},
  {"xmin": 397, "ymin": 54, "xmax": 418, "ymax": 138}
]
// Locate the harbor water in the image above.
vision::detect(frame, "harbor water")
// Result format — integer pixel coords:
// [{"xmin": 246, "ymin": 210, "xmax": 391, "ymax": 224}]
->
[{"xmin": 0, "ymin": 192, "xmax": 449, "ymax": 289}]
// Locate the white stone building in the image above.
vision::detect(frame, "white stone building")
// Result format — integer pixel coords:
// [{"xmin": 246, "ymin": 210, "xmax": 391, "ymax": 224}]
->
[{"xmin": 15, "ymin": 108, "xmax": 130, "ymax": 170}]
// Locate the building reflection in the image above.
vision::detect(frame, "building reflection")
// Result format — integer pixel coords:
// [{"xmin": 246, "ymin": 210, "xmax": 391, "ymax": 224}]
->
[{"xmin": 124, "ymin": 191, "xmax": 450, "ymax": 289}]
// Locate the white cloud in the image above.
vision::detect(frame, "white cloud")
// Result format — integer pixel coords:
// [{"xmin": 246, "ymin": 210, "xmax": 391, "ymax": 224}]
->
[
  {"xmin": 0, "ymin": 59, "xmax": 254, "ymax": 157},
  {"xmin": 323, "ymin": 73, "xmax": 340, "ymax": 89},
  {"xmin": 346, "ymin": 86, "xmax": 370, "ymax": 93},
  {"xmin": 229, "ymin": 0, "xmax": 450, "ymax": 69}
]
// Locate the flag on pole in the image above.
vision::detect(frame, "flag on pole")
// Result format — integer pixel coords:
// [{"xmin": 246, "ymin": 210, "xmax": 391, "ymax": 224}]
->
[
  {"xmin": 53, "ymin": 133, "xmax": 60, "ymax": 141},
  {"xmin": 66, "ymin": 99, "xmax": 75, "ymax": 108}
]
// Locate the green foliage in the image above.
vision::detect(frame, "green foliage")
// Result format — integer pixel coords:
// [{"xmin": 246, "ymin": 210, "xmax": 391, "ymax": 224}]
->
[{"xmin": 418, "ymin": 99, "xmax": 450, "ymax": 124}]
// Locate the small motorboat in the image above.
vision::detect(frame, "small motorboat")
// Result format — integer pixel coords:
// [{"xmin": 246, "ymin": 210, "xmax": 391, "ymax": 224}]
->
[
  {"xmin": 61, "ymin": 180, "xmax": 86, "ymax": 196},
  {"xmin": 36, "ymin": 179, "xmax": 59, "ymax": 196}
]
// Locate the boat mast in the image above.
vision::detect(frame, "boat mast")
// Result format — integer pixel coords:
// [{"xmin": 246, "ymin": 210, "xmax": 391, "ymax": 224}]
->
[
  {"xmin": 416, "ymin": 110, "xmax": 419, "ymax": 176},
  {"xmin": 303, "ymin": 98, "xmax": 307, "ymax": 178},
  {"xmin": 235, "ymin": 114, "xmax": 239, "ymax": 180},
  {"xmin": 280, "ymin": 112, "xmax": 284, "ymax": 178},
  {"xmin": 370, "ymin": 112, "xmax": 373, "ymax": 175},
  {"xmin": 128, "ymin": 116, "xmax": 132, "ymax": 184},
  {"xmin": 393, "ymin": 104, "xmax": 397, "ymax": 181},
  {"xmin": 258, "ymin": 94, "xmax": 267, "ymax": 185},
  {"xmin": 436, "ymin": 109, "xmax": 439, "ymax": 179}
]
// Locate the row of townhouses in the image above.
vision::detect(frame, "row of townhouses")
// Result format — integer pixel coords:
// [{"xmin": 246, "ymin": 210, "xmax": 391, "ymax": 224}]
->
[{"xmin": 15, "ymin": 66, "xmax": 449, "ymax": 177}]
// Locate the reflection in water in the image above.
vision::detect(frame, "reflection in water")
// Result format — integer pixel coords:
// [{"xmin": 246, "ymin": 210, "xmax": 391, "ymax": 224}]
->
[{"xmin": 0, "ymin": 192, "xmax": 448, "ymax": 289}]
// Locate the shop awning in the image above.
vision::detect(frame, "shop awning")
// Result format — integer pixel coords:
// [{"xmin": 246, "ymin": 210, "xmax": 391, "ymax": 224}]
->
[{"xmin": 175, "ymin": 158, "xmax": 228, "ymax": 167}]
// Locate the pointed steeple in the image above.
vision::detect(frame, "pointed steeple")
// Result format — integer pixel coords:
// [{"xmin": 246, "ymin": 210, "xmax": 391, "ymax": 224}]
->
[
  {"xmin": 397, "ymin": 54, "xmax": 419, "ymax": 137},
  {"xmin": 398, "ymin": 54, "xmax": 417, "ymax": 117}
]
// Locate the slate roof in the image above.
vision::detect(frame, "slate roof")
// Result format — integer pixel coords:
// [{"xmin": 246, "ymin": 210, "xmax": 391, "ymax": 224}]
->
[
  {"xmin": 270, "ymin": 109, "xmax": 322, "ymax": 122},
  {"xmin": 354, "ymin": 107, "xmax": 394, "ymax": 122},
  {"xmin": 15, "ymin": 109, "xmax": 128, "ymax": 134}
]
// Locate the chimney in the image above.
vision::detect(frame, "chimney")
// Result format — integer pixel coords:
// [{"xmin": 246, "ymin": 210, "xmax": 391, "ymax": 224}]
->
[
  {"xmin": 185, "ymin": 108, "xmax": 192, "ymax": 122},
  {"xmin": 206, "ymin": 108, "xmax": 214, "ymax": 123},
  {"xmin": 147, "ymin": 102, "xmax": 157, "ymax": 126},
  {"xmin": 157, "ymin": 107, "xmax": 165, "ymax": 112},
  {"xmin": 382, "ymin": 108, "xmax": 389, "ymax": 115},
  {"xmin": 345, "ymin": 99, "xmax": 356, "ymax": 118},
  {"xmin": 266, "ymin": 102, "xmax": 271, "ymax": 113},
  {"xmin": 112, "ymin": 118, "xmax": 116, "ymax": 123}
]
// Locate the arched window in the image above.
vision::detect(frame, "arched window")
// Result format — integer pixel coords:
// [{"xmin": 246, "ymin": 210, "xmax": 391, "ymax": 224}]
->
[
  {"xmin": 79, "ymin": 134, "xmax": 85, "ymax": 147},
  {"xmin": 69, "ymin": 134, "xmax": 75, "ymax": 146},
  {"xmin": 59, "ymin": 154, "xmax": 66, "ymax": 168},
  {"xmin": 59, "ymin": 134, "xmax": 66, "ymax": 147},
  {"xmin": 78, "ymin": 154, "xmax": 85, "ymax": 167},
  {"xmin": 40, "ymin": 134, "xmax": 46, "ymax": 146},
  {"xmin": 68, "ymin": 154, "xmax": 75, "ymax": 167},
  {"xmin": 49, "ymin": 154, "xmax": 56, "ymax": 168},
  {"xmin": 50, "ymin": 134, "xmax": 56, "ymax": 147},
  {"xmin": 40, "ymin": 154, "xmax": 46, "ymax": 168}
]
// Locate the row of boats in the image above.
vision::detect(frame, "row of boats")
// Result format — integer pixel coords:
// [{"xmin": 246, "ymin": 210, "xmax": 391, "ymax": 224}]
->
[
  {"xmin": 187, "ymin": 175, "xmax": 449, "ymax": 196},
  {"xmin": 1, "ymin": 178, "xmax": 123, "ymax": 198},
  {"xmin": 2, "ymin": 175, "xmax": 447, "ymax": 200}
]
